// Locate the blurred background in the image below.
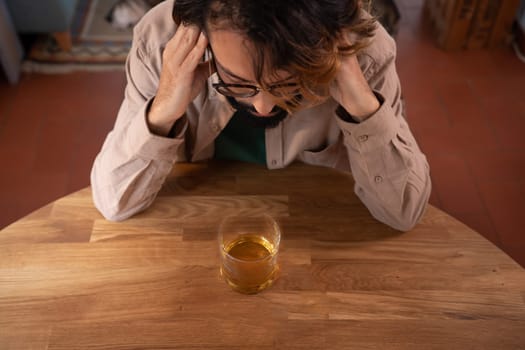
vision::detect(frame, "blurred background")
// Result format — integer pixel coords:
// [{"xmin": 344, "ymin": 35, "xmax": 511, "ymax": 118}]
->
[{"xmin": 0, "ymin": 0, "xmax": 524, "ymax": 266}]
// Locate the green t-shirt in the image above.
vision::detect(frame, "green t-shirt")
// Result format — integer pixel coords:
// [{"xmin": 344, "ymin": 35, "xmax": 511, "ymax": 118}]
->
[{"xmin": 214, "ymin": 111, "xmax": 266, "ymax": 165}]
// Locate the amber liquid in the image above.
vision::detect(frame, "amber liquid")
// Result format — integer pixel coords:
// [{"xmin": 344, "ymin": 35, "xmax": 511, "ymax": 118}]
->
[{"xmin": 221, "ymin": 234, "xmax": 278, "ymax": 294}]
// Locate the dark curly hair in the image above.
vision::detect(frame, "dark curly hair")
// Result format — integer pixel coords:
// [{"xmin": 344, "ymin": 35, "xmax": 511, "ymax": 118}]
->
[{"xmin": 173, "ymin": 0, "xmax": 376, "ymax": 105}]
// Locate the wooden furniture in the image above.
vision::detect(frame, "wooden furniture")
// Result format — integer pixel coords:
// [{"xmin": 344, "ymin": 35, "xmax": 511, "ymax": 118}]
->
[
  {"xmin": 6, "ymin": 0, "xmax": 79, "ymax": 52},
  {"xmin": 1, "ymin": 161, "xmax": 524, "ymax": 349},
  {"xmin": 424, "ymin": 0, "xmax": 522, "ymax": 50}
]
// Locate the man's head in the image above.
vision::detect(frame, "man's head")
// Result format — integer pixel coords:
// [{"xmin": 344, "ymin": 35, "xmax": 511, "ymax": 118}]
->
[{"xmin": 173, "ymin": 0, "xmax": 376, "ymax": 121}]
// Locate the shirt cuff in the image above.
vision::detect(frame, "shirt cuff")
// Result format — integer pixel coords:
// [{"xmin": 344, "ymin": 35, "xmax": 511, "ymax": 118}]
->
[
  {"xmin": 335, "ymin": 91, "xmax": 384, "ymax": 123},
  {"xmin": 335, "ymin": 91, "xmax": 399, "ymax": 153},
  {"xmin": 125, "ymin": 97, "xmax": 188, "ymax": 161}
]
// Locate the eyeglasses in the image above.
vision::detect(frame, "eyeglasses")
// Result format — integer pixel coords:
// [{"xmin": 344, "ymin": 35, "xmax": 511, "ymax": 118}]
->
[
  {"xmin": 213, "ymin": 81, "xmax": 300, "ymax": 98},
  {"xmin": 209, "ymin": 56, "xmax": 300, "ymax": 99}
]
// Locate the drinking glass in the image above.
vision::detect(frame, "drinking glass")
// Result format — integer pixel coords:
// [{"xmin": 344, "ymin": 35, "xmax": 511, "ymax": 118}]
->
[{"xmin": 218, "ymin": 214, "xmax": 281, "ymax": 294}]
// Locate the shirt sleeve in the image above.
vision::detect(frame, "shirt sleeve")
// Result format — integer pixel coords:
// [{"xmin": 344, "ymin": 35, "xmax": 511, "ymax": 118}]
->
[
  {"xmin": 90, "ymin": 32, "xmax": 188, "ymax": 221},
  {"xmin": 335, "ymin": 49, "xmax": 431, "ymax": 231}
]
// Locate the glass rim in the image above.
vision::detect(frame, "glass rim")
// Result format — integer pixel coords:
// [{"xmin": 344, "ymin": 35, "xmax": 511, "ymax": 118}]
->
[{"xmin": 218, "ymin": 214, "xmax": 281, "ymax": 263}]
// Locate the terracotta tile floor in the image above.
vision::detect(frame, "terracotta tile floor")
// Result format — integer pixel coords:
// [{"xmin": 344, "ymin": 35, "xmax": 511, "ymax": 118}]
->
[{"xmin": 0, "ymin": 1, "xmax": 524, "ymax": 267}]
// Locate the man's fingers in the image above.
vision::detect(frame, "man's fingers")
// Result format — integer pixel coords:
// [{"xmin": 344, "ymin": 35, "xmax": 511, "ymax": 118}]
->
[
  {"xmin": 166, "ymin": 23, "xmax": 190, "ymax": 51},
  {"xmin": 179, "ymin": 25, "xmax": 201, "ymax": 52},
  {"xmin": 165, "ymin": 24, "xmax": 201, "ymax": 66},
  {"xmin": 181, "ymin": 31, "xmax": 208, "ymax": 72}
]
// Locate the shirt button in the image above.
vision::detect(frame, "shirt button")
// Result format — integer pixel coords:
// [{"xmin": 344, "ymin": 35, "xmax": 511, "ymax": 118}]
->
[
  {"xmin": 358, "ymin": 135, "xmax": 369, "ymax": 142},
  {"xmin": 374, "ymin": 175, "xmax": 383, "ymax": 183},
  {"xmin": 271, "ymin": 160, "xmax": 277, "ymax": 166}
]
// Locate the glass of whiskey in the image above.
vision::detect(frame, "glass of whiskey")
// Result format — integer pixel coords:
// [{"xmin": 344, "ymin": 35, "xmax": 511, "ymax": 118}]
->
[{"xmin": 218, "ymin": 214, "xmax": 281, "ymax": 294}]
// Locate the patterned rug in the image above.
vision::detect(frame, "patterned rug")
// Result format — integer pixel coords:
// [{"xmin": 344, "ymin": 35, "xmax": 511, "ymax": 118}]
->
[{"xmin": 23, "ymin": 0, "xmax": 133, "ymax": 73}]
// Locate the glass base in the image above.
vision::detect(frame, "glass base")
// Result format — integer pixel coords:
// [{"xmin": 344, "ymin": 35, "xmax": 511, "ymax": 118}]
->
[{"xmin": 220, "ymin": 266, "xmax": 279, "ymax": 294}]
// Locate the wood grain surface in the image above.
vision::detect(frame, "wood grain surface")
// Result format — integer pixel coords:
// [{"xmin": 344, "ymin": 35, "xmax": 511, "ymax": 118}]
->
[{"xmin": 1, "ymin": 161, "xmax": 524, "ymax": 349}]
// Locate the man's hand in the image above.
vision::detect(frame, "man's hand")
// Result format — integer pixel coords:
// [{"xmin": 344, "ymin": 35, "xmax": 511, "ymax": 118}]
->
[
  {"xmin": 330, "ymin": 53, "xmax": 380, "ymax": 122},
  {"xmin": 148, "ymin": 24, "xmax": 211, "ymax": 136}
]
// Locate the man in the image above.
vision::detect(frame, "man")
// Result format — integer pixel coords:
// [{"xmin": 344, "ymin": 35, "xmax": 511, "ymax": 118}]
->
[{"xmin": 91, "ymin": 0, "xmax": 431, "ymax": 231}]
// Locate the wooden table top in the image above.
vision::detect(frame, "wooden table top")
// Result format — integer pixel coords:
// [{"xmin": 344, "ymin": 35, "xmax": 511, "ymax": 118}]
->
[{"xmin": 1, "ymin": 161, "xmax": 524, "ymax": 349}]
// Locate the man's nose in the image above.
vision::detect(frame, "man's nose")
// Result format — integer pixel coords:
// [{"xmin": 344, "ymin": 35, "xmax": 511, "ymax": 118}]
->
[{"xmin": 251, "ymin": 91, "xmax": 276, "ymax": 116}]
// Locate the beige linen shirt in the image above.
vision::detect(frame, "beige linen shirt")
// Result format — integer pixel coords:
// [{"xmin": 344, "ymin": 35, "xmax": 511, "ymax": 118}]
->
[{"xmin": 91, "ymin": 0, "xmax": 431, "ymax": 231}]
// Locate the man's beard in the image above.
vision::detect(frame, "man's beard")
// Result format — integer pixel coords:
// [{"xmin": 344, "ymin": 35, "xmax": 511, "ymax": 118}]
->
[{"xmin": 225, "ymin": 96, "xmax": 288, "ymax": 129}]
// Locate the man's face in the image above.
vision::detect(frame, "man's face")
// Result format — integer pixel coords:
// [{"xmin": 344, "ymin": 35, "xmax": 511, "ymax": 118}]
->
[{"xmin": 208, "ymin": 29, "xmax": 299, "ymax": 126}]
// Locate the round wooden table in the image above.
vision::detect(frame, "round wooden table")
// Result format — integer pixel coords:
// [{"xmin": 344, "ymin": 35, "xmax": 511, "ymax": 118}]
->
[{"xmin": 1, "ymin": 161, "xmax": 524, "ymax": 349}]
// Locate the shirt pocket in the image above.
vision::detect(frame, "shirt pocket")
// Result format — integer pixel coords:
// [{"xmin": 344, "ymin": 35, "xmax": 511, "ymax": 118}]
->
[{"xmin": 298, "ymin": 141, "xmax": 343, "ymax": 168}]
